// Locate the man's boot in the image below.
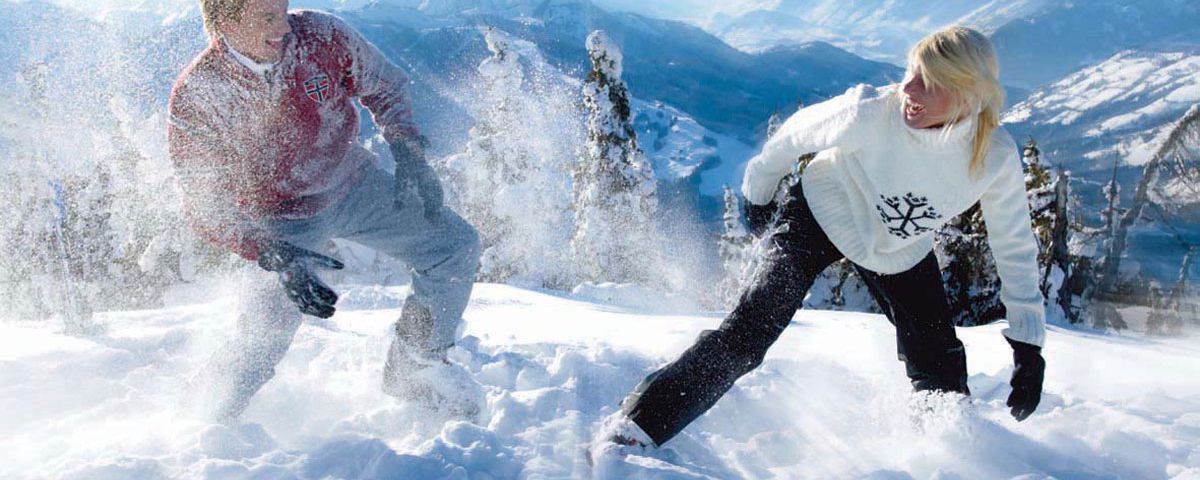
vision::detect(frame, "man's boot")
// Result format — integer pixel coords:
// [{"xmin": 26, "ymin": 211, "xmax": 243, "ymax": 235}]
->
[{"xmin": 381, "ymin": 300, "xmax": 483, "ymax": 419}]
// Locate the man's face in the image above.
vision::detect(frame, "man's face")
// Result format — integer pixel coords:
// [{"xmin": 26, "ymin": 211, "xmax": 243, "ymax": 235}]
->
[{"xmin": 221, "ymin": 0, "xmax": 292, "ymax": 63}]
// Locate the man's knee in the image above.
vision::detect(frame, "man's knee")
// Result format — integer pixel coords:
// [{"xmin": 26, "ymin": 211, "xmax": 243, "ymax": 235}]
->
[
  {"xmin": 446, "ymin": 220, "xmax": 481, "ymax": 279},
  {"xmin": 417, "ymin": 214, "xmax": 481, "ymax": 280}
]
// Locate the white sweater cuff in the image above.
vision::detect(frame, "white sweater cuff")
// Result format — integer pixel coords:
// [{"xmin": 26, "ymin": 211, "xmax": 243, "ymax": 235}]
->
[
  {"xmin": 1002, "ymin": 308, "xmax": 1046, "ymax": 348},
  {"xmin": 741, "ymin": 161, "xmax": 780, "ymax": 205}
]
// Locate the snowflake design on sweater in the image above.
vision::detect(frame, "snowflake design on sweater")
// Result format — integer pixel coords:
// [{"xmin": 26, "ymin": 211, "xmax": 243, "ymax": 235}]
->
[{"xmin": 876, "ymin": 193, "xmax": 943, "ymax": 239}]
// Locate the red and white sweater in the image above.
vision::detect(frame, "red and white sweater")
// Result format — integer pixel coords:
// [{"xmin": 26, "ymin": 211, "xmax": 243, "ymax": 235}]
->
[{"xmin": 168, "ymin": 10, "xmax": 420, "ymax": 261}]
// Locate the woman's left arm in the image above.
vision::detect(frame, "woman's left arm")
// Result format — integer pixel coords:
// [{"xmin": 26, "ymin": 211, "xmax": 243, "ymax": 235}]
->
[{"xmin": 979, "ymin": 142, "xmax": 1047, "ymax": 348}]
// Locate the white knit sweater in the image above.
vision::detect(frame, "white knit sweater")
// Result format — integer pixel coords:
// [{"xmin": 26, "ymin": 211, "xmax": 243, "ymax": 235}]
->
[{"xmin": 742, "ymin": 84, "xmax": 1046, "ymax": 347}]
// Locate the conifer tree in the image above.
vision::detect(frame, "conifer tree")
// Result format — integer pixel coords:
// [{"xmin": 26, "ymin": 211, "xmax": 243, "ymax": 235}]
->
[
  {"xmin": 934, "ymin": 204, "xmax": 1005, "ymax": 326},
  {"xmin": 442, "ymin": 27, "xmax": 578, "ymax": 287},
  {"xmin": 454, "ymin": 28, "xmax": 529, "ymax": 282},
  {"xmin": 717, "ymin": 187, "xmax": 757, "ymax": 307},
  {"xmin": 571, "ymin": 30, "xmax": 659, "ymax": 283}
]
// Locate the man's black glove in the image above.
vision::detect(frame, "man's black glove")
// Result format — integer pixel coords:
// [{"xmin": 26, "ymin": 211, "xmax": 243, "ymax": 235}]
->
[
  {"xmin": 1006, "ymin": 337, "xmax": 1045, "ymax": 421},
  {"xmin": 743, "ymin": 200, "xmax": 778, "ymax": 237},
  {"xmin": 392, "ymin": 137, "xmax": 444, "ymax": 221},
  {"xmin": 257, "ymin": 240, "xmax": 345, "ymax": 319}
]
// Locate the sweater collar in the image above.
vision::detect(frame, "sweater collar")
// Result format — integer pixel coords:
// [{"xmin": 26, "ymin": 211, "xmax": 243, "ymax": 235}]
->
[
  {"xmin": 217, "ymin": 36, "xmax": 279, "ymax": 78},
  {"xmin": 899, "ymin": 108, "xmax": 977, "ymax": 150}
]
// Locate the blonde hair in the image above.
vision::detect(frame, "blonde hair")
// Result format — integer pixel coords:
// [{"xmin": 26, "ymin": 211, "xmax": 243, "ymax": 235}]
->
[
  {"xmin": 200, "ymin": 0, "xmax": 249, "ymax": 37},
  {"xmin": 905, "ymin": 26, "xmax": 1004, "ymax": 178}
]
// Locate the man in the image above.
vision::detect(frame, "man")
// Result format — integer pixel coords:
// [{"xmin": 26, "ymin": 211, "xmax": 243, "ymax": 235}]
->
[{"xmin": 168, "ymin": 0, "xmax": 482, "ymax": 422}]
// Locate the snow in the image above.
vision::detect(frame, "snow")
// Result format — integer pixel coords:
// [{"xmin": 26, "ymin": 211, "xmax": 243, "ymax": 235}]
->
[
  {"xmin": 3, "ymin": 283, "xmax": 1199, "ymax": 479},
  {"xmin": 586, "ymin": 30, "xmax": 624, "ymax": 80},
  {"xmin": 631, "ymin": 99, "xmax": 756, "ymax": 197},
  {"xmin": 3, "ymin": 1, "xmax": 1199, "ymax": 476},
  {"xmin": 1003, "ymin": 48, "xmax": 1200, "ymax": 171}
]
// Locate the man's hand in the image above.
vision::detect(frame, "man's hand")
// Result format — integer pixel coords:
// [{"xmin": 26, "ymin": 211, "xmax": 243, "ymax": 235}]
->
[
  {"xmin": 258, "ymin": 240, "xmax": 345, "ymax": 319},
  {"xmin": 1006, "ymin": 337, "xmax": 1045, "ymax": 421},
  {"xmin": 392, "ymin": 137, "xmax": 444, "ymax": 221},
  {"xmin": 743, "ymin": 200, "xmax": 778, "ymax": 237}
]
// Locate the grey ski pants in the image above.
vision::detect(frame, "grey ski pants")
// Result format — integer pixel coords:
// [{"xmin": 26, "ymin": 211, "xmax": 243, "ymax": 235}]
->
[{"xmin": 201, "ymin": 170, "xmax": 480, "ymax": 421}]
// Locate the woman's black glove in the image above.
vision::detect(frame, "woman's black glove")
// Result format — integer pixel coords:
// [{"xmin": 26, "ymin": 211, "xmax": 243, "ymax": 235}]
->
[
  {"xmin": 257, "ymin": 240, "xmax": 345, "ymax": 319},
  {"xmin": 743, "ymin": 200, "xmax": 778, "ymax": 237},
  {"xmin": 392, "ymin": 137, "xmax": 444, "ymax": 221},
  {"xmin": 1006, "ymin": 337, "xmax": 1045, "ymax": 421}
]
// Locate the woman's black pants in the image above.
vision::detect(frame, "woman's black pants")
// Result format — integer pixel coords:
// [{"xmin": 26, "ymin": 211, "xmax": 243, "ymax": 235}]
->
[{"xmin": 622, "ymin": 181, "xmax": 970, "ymax": 446}]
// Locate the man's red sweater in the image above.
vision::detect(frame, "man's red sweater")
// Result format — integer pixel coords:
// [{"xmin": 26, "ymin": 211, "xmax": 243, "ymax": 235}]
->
[{"xmin": 167, "ymin": 10, "xmax": 419, "ymax": 261}]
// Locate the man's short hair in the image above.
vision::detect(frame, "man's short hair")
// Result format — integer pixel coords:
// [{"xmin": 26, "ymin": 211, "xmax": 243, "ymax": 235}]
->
[{"xmin": 200, "ymin": 0, "xmax": 249, "ymax": 36}]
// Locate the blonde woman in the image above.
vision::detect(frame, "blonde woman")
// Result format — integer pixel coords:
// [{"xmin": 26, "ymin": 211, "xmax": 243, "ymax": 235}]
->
[{"xmin": 595, "ymin": 27, "xmax": 1047, "ymax": 450}]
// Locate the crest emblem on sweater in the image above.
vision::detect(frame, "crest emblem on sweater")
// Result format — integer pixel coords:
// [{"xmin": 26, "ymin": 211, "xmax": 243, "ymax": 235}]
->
[
  {"xmin": 304, "ymin": 74, "xmax": 331, "ymax": 103},
  {"xmin": 876, "ymin": 193, "xmax": 943, "ymax": 239}
]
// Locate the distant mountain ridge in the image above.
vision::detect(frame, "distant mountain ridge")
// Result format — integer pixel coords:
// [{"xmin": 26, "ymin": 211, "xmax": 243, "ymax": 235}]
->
[
  {"xmin": 1004, "ymin": 47, "xmax": 1200, "ymax": 172},
  {"xmin": 989, "ymin": 0, "xmax": 1200, "ymax": 90},
  {"xmin": 336, "ymin": 0, "xmax": 902, "ymax": 139},
  {"xmin": 708, "ymin": 0, "xmax": 1053, "ymax": 65}
]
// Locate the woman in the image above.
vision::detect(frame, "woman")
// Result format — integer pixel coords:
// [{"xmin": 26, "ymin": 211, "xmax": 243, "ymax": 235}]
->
[{"xmin": 596, "ymin": 27, "xmax": 1047, "ymax": 450}]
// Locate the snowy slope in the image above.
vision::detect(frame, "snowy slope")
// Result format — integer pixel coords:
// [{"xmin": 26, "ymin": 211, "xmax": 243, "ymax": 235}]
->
[
  {"xmin": 1003, "ymin": 48, "xmax": 1200, "ymax": 172},
  {"xmin": 632, "ymin": 99, "xmax": 755, "ymax": 197},
  {"xmin": 3, "ymin": 283, "xmax": 1199, "ymax": 479}
]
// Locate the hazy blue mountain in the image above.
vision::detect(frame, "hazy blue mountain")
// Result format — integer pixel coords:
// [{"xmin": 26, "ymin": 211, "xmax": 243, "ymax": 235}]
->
[
  {"xmin": 708, "ymin": 0, "xmax": 1052, "ymax": 65},
  {"xmin": 338, "ymin": 0, "xmax": 902, "ymax": 140},
  {"xmin": 989, "ymin": 0, "xmax": 1200, "ymax": 90},
  {"xmin": 1004, "ymin": 47, "xmax": 1200, "ymax": 173}
]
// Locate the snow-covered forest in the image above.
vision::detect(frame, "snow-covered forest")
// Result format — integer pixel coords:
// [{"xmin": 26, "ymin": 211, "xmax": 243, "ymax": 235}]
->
[{"xmin": 1, "ymin": 0, "xmax": 1197, "ymax": 478}]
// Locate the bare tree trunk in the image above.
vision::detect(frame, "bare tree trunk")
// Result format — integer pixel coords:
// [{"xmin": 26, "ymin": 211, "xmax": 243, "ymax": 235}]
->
[
  {"xmin": 1098, "ymin": 105, "xmax": 1200, "ymax": 295},
  {"xmin": 1166, "ymin": 247, "xmax": 1196, "ymax": 334},
  {"xmin": 1050, "ymin": 172, "xmax": 1075, "ymax": 322}
]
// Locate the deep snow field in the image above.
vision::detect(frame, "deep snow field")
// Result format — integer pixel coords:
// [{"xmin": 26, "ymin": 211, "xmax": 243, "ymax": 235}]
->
[{"xmin": 2, "ymin": 282, "xmax": 1199, "ymax": 479}]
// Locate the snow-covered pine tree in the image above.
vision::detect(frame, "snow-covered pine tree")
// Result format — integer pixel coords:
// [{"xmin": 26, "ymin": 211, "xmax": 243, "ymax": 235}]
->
[
  {"xmin": 0, "ymin": 171, "xmax": 58, "ymax": 321},
  {"xmin": 1089, "ymin": 106, "xmax": 1200, "ymax": 331},
  {"xmin": 717, "ymin": 187, "xmax": 759, "ymax": 307},
  {"xmin": 453, "ymin": 28, "xmax": 528, "ymax": 282},
  {"xmin": 2, "ymin": 59, "xmax": 219, "ymax": 330},
  {"xmin": 571, "ymin": 30, "xmax": 659, "ymax": 283},
  {"xmin": 934, "ymin": 203, "xmax": 1005, "ymax": 326},
  {"xmin": 3, "ymin": 62, "xmax": 104, "ymax": 331},
  {"xmin": 441, "ymin": 27, "xmax": 579, "ymax": 287},
  {"xmin": 1022, "ymin": 138, "xmax": 1076, "ymax": 322},
  {"xmin": 1047, "ymin": 171, "xmax": 1077, "ymax": 323},
  {"xmin": 1024, "ymin": 139, "xmax": 1056, "ymax": 271}
]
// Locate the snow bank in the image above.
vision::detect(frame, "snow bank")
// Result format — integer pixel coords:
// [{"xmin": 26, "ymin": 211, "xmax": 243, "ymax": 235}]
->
[{"xmin": 2, "ymin": 284, "xmax": 1198, "ymax": 479}]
